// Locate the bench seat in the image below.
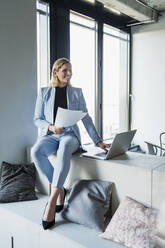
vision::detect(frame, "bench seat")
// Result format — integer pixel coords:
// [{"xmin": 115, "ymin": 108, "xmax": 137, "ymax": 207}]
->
[
  {"xmin": 0, "ymin": 193, "xmax": 125, "ymax": 248},
  {"xmin": 1, "ymin": 151, "xmax": 165, "ymax": 247}
]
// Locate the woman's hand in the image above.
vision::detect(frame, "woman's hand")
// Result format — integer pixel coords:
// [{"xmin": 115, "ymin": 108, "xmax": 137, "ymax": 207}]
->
[
  {"xmin": 97, "ymin": 141, "xmax": 110, "ymax": 153},
  {"xmin": 49, "ymin": 125, "xmax": 64, "ymax": 134}
]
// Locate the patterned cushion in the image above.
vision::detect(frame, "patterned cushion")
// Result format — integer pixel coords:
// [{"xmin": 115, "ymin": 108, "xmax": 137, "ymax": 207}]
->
[
  {"xmin": 61, "ymin": 179, "xmax": 113, "ymax": 231},
  {"xmin": 100, "ymin": 196, "xmax": 157, "ymax": 248},
  {"xmin": 0, "ymin": 161, "xmax": 37, "ymax": 203}
]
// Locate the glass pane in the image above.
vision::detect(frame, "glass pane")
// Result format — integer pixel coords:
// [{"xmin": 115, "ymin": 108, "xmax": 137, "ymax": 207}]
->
[
  {"xmin": 70, "ymin": 12, "xmax": 96, "ymax": 144},
  {"xmin": 37, "ymin": 0, "xmax": 50, "ymax": 89},
  {"xmin": 104, "ymin": 24, "xmax": 129, "ymax": 40},
  {"xmin": 103, "ymin": 24, "xmax": 129, "ymax": 139},
  {"xmin": 70, "ymin": 11, "xmax": 95, "ymax": 29},
  {"xmin": 37, "ymin": 0, "xmax": 48, "ymax": 12}
]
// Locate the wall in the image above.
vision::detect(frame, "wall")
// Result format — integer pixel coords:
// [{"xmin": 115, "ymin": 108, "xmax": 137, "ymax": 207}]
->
[
  {"xmin": 0, "ymin": 0, "xmax": 38, "ymax": 165},
  {"xmin": 131, "ymin": 12, "xmax": 165, "ymax": 151}
]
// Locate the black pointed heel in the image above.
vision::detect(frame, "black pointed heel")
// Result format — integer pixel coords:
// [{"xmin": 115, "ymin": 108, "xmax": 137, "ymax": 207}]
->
[
  {"xmin": 55, "ymin": 187, "xmax": 67, "ymax": 213},
  {"xmin": 42, "ymin": 219, "xmax": 55, "ymax": 230},
  {"xmin": 42, "ymin": 203, "xmax": 55, "ymax": 230}
]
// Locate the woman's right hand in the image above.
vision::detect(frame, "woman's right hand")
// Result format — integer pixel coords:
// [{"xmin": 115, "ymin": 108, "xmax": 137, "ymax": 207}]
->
[{"xmin": 48, "ymin": 125, "xmax": 64, "ymax": 134}]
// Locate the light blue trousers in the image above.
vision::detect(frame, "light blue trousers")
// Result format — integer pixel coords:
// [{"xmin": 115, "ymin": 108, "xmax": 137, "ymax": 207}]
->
[{"xmin": 31, "ymin": 131, "xmax": 80, "ymax": 188}]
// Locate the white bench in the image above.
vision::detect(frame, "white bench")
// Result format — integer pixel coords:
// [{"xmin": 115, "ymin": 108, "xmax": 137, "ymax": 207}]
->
[{"xmin": 0, "ymin": 151, "xmax": 165, "ymax": 248}]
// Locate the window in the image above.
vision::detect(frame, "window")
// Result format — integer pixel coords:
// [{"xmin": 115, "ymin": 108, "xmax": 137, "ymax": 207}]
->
[
  {"xmin": 103, "ymin": 24, "xmax": 130, "ymax": 139},
  {"xmin": 36, "ymin": 0, "xmax": 50, "ymax": 89},
  {"xmin": 70, "ymin": 11, "xmax": 130, "ymax": 143},
  {"xmin": 70, "ymin": 11, "xmax": 97, "ymax": 144},
  {"xmin": 36, "ymin": 2, "xmax": 130, "ymax": 143}
]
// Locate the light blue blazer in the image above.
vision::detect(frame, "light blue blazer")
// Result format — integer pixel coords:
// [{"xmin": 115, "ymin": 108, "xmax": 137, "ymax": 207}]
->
[{"xmin": 34, "ymin": 86, "xmax": 101, "ymax": 145}]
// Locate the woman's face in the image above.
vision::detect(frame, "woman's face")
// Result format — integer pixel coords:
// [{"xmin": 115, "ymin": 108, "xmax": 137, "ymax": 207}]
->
[{"xmin": 54, "ymin": 63, "xmax": 72, "ymax": 87}]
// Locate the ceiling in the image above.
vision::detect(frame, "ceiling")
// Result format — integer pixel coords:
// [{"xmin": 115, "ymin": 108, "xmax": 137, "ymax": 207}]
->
[
  {"xmin": 96, "ymin": 0, "xmax": 165, "ymax": 24},
  {"xmin": 142, "ymin": 0, "xmax": 165, "ymax": 11},
  {"xmin": 85, "ymin": 0, "xmax": 165, "ymax": 25},
  {"xmin": 86, "ymin": 0, "xmax": 165, "ymax": 11}
]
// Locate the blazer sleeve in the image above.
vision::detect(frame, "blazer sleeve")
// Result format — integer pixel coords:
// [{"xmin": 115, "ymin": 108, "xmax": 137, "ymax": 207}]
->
[
  {"xmin": 33, "ymin": 88, "xmax": 51, "ymax": 133},
  {"xmin": 78, "ymin": 89, "xmax": 102, "ymax": 145}
]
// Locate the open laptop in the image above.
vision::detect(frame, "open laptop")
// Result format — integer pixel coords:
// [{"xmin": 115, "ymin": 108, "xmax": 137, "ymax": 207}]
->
[{"xmin": 81, "ymin": 130, "xmax": 137, "ymax": 160}]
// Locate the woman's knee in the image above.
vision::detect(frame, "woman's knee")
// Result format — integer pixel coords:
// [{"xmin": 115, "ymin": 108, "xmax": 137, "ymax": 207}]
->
[{"xmin": 31, "ymin": 144, "xmax": 42, "ymax": 161}]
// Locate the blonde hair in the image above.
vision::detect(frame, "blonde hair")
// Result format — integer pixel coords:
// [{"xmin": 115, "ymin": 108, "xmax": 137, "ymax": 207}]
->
[{"xmin": 50, "ymin": 58, "xmax": 72, "ymax": 87}]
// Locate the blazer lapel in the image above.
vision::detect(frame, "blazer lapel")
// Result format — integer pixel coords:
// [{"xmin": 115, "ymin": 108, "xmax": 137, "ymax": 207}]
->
[{"xmin": 67, "ymin": 86, "xmax": 78, "ymax": 110}]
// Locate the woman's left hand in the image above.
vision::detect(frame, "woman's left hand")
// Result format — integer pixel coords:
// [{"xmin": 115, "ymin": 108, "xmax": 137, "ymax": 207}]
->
[{"xmin": 97, "ymin": 141, "xmax": 110, "ymax": 153}]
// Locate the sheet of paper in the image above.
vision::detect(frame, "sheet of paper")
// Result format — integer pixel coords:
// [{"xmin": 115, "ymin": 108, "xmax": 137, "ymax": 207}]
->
[
  {"xmin": 55, "ymin": 107, "xmax": 87, "ymax": 127},
  {"xmin": 82, "ymin": 145, "xmax": 111, "ymax": 155},
  {"xmin": 82, "ymin": 144, "xmax": 103, "ymax": 153}
]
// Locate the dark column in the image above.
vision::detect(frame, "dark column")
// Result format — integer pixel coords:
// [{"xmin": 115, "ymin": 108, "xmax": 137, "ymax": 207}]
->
[{"xmin": 49, "ymin": 0, "xmax": 70, "ymax": 70}]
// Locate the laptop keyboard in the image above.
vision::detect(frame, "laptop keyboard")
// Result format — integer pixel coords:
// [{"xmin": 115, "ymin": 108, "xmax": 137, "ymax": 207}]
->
[{"xmin": 95, "ymin": 152, "xmax": 107, "ymax": 157}]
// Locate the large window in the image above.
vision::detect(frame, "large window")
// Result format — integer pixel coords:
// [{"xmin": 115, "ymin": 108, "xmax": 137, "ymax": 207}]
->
[
  {"xmin": 36, "ymin": 2, "xmax": 130, "ymax": 143},
  {"xmin": 70, "ymin": 12, "xmax": 96, "ymax": 144},
  {"xmin": 36, "ymin": 0, "xmax": 50, "ymax": 89},
  {"xmin": 70, "ymin": 11, "xmax": 129, "ymax": 143},
  {"xmin": 103, "ymin": 25, "xmax": 129, "ymax": 139}
]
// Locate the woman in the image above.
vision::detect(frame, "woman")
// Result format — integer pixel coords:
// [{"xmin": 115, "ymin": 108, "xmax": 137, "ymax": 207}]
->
[{"xmin": 31, "ymin": 58, "xmax": 109, "ymax": 230}]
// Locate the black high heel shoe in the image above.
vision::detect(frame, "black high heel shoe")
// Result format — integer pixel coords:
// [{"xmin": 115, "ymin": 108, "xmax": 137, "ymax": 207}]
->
[
  {"xmin": 55, "ymin": 187, "xmax": 67, "ymax": 213},
  {"xmin": 42, "ymin": 202, "xmax": 55, "ymax": 230}
]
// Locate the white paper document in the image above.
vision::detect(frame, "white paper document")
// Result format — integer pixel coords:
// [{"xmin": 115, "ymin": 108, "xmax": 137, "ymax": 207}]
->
[
  {"xmin": 82, "ymin": 145, "xmax": 104, "ymax": 154},
  {"xmin": 55, "ymin": 107, "xmax": 87, "ymax": 127}
]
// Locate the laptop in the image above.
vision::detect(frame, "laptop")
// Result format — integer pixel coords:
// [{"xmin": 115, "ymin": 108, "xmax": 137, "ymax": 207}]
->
[{"xmin": 81, "ymin": 130, "xmax": 137, "ymax": 160}]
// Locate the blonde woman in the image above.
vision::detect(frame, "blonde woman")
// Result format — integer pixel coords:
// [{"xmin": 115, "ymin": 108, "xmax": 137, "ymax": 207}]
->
[{"xmin": 31, "ymin": 58, "xmax": 109, "ymax": 230}]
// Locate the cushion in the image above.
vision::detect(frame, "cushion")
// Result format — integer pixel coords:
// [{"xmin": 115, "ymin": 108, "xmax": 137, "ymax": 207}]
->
[
  {"xmin": 100, "ymin": 196, "xmax": 157, "ymax": 248},
  {"xmin": 0, "ymin": 161, "xmax": 37, "ymax": 203},
  {"xmin": 61, "ymin": 179, "xmax": 113, "ymax": 231}
]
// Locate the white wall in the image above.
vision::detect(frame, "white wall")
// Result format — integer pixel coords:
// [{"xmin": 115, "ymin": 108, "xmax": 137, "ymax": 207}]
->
[
  {"xmin": 0, "ymin": 0, "xmax": 38, "ymax": 165},
  {"xmin": 131, "ymin": 12, "xmax": 165, "ymax": 151}
]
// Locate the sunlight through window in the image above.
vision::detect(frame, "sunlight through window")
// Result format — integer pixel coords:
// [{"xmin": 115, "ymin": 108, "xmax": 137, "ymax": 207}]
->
[
  {"xmin": 103, "ymin": 24, "xmax": 130, "ymax": 139},
  {"xmin": 70, "ymin": 11, "xmax": 96, "ymax": 144}
]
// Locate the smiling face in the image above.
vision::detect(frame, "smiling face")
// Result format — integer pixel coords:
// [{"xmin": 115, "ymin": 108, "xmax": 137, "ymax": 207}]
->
[{"xmin": 53, "ymin": 63, "xmax": 72, "ymax": 87}]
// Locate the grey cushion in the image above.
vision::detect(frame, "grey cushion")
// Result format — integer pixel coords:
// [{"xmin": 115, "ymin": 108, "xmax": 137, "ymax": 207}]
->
[
  {"xmin": 0, "ymin": 161, "xmax": 37, "ymax": 203},
  {"xmin": 61, "ymin": 179, "xmax": 113, "ymax": 231}
]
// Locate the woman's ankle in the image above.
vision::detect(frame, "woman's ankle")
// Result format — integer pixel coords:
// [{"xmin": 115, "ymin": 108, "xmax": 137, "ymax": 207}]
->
[{"xmin": 49, "ymin": 187, "xmax": 62, "ymax": 203}]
